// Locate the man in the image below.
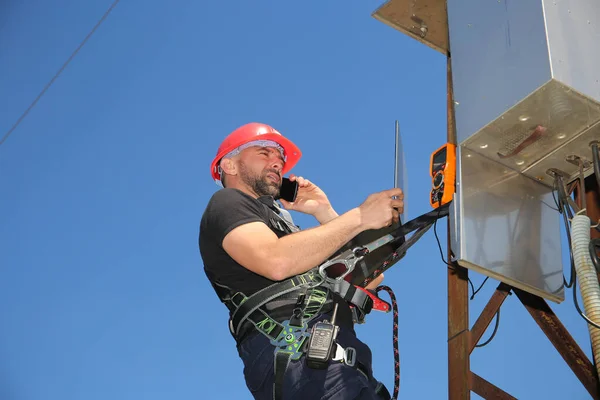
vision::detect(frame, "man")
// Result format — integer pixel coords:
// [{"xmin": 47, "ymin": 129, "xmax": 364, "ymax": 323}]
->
[{"xmin": 199, "ymin": 122, "xmax": 404, "ymax": 400}]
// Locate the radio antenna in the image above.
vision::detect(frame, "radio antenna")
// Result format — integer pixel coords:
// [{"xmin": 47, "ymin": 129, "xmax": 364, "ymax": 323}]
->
[{"xmin": 394, "ymin": 120, "xmax": 407, "ymax": 222}]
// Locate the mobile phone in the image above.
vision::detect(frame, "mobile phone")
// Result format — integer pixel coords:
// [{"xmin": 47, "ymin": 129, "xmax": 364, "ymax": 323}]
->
[{"xmin": 279, "ymin": 177, "xmax": 299, "ymax": 202}]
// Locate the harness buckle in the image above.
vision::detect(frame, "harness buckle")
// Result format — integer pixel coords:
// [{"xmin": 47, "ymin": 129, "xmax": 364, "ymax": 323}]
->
[
  {"xmin": 344, "ymin": 346, "xmax": 356, "ymax": 367},
  {"xmin": 350, "ymin": 306, "xmax": 366, "ymax": 324},
  {"xmin": 332, "ymin": 343, "xmax": 356, "ymax": 367},
  {"xmin": 270, "ymin": 320, "xmax": 310, "ymax": 361}
]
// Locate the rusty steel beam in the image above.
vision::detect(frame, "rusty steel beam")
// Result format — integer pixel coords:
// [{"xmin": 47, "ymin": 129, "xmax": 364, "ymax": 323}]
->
[
  {"xmin": 469, "ymin": 283, "xmax": 511, "ymax": 354},
  {"xmin": 514, "ymin": 288, "xmax": 600, "ymax": 399},
  {"xmin": 446, "ymin": 53, "xmax": 471, "ymax": 399},
  {"xmin": 588, "ymin": 175, "xmax": 600, "ymax": 241},
  {"xmin": 470, "ymin": 372, "xmax": 517, "ymax": 400},
  {"xmin": 573, "ymin": 174, "xmax": 600, "ymax": 241},
  {"xmin": 584, "ymin": 175, "xmax": 599, "ymax": 277},
  {"xmin": 448, "ymin": 262, "xmax": 471, "ymax": 400}
]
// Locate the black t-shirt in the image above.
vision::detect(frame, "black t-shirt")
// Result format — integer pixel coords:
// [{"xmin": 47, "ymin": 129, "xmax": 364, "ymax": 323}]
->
[
  {"xmin": 199, "ymin": 188, "xmax": 289, "ymax": 296},
  {"xmin": 198, "ymin": 188, "xmax": 353, "ymax": 328}
]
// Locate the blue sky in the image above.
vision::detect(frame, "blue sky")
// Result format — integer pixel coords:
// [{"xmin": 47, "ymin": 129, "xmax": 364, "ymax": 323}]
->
[{"xmin": 0, "ymin": 1, "xmax": 594, "ymax": 399}]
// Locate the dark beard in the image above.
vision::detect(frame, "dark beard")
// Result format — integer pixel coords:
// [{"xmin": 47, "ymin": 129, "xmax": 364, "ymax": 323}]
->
[{"xmin": 239, "ymin": 161, "xmax": 281, "ymax": 198}]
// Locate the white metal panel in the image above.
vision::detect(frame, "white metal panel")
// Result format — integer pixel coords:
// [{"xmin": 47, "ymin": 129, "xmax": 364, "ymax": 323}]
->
[
  {"xmin": 447, "ymin": 0, "xmax": 552, "ymax": 144},
  {"xmin": 543, "ymin": 0, "xmax": 600, "ymax": 103}
]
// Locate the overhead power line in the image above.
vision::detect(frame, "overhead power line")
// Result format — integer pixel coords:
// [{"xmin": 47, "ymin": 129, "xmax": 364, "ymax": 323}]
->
[{"xmin": 0, "ymin": 0, "xmax": 122, "ymax": 147}]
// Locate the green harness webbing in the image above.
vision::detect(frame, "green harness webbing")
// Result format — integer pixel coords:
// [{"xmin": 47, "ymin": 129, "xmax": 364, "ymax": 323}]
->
[
  {"xmin": 212, "ymin": 270, "xmax": 330, "ymax": 400},
  {"xmin": 230, "ymin": 270, "xmax": 323, "ymax": 338}
]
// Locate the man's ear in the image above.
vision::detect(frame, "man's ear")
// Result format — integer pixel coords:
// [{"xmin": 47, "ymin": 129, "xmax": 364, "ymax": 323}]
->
[{"xmin": 220, "ymin": 158, "xmax": 237, "ymax": 176}]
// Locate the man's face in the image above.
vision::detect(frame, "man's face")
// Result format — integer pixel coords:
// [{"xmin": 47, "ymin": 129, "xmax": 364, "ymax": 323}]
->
[{"xmin": 237, "ymin": 146, "xmax": 285, "ymax": 197}]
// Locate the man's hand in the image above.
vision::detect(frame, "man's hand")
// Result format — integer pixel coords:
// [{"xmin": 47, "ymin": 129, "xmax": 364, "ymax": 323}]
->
[
  {"xmin": 357, "ymin": 188, "xmax": 404, "ymax": 231},
  {"xmin": 279, "ymin": 174, "xmax": 338, "ymax": 224}
]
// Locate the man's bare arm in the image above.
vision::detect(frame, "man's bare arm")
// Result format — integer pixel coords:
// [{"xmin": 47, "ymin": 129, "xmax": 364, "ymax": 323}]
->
[
  {"xmin": 222, "ymin": 207, "xmax": 363, "ymax": 281},
  {"xmin": 314, "ymin": 205, "xmax": 339, "ymax": 225},
  {"xmin": 222, "ymin": 188, "xmax": 404, "ymax": 281}
]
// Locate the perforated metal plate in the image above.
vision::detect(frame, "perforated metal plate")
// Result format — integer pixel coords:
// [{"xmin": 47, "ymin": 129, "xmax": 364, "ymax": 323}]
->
[{"xmin": 461, "ymin": 79, "xmax": 600, "ymax": 187}]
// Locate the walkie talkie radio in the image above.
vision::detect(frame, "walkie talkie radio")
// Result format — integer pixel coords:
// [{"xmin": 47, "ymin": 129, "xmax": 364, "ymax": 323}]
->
[
  {"xmin": 306, "ymin": 303, "xmax": 339, "ymax": 369},
  {"xmin": 430, "ymin": 143, "xmax": 456, "ymax": 208}
]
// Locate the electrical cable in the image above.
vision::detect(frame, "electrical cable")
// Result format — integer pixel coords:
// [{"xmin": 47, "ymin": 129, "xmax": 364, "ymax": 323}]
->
[
  {"xmin": 554, "ymin": 177, "xmax": 577, "ymax": 288},
  {"xmin": 429, "ymin": 198, "xmax": 495, "ymax": 346},
  {"xmin": 0, "ymin": 0, "xmax": 122, "ymax": 147},
  {"xmin": 557, "ymin": 175, "xmax": 579, "ymax": 216},
  {"xmin": 562, "ymin": 201, "xmax": 577, "ymax": 289},
  {"xmin": 470, "ymin": 277, "xmax": 489, "ymax": 300},
  {"xmin": 474, "ymin": 309, "xmax": 500, "ymax": 348},
  {"xmin": 551, "ymin": 180, "xmax": 561, "ymax": 210},
  {"xmin": 375, "ymin": 285, "xmax": 400, "ymax": 400},
  {"xmin": 432, "ymin": 204, "xmax": 477, "ymax": 297}
]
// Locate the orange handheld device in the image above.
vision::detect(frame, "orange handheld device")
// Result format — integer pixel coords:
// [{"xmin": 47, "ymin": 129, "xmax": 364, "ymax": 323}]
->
[{"xmin": 429, "ymin": 143, "xmax": 456, "ymax": 208}]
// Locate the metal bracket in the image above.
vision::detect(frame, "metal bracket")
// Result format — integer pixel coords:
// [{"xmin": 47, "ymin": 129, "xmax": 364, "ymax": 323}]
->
[
  {"xmin": 546, "ymin": 167, "xmax": 571, "ymax": 180},
  {"xmin": 565, "ymin": 154, "xmax": 593, "ymax": 170}
]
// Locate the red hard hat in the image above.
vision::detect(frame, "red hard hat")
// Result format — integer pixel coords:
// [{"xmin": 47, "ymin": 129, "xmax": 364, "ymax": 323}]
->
[{"xmin": 210, "ymin": 122, "xmax": 302, "ymax": 182}]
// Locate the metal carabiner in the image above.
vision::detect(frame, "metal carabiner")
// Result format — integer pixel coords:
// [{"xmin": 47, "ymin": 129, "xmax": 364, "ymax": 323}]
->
[{"xmin": 318, "ymin": 247, "xmax": 366, "ymax": 284}]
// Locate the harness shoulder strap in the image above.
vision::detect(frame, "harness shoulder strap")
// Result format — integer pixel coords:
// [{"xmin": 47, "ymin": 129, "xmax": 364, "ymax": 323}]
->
[{"xmin": 257, "ymin": 196, "xmax": 300, "ymax": 234}]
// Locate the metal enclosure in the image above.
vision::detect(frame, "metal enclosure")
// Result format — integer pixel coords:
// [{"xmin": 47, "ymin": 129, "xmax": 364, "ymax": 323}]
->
[
  {"xmin": 448, "ymin": 0, "xmax": 600, "ymax": 303},
  {"xmin": 449, "ymin": 148, "xmax": 564, "ymax": 301}
]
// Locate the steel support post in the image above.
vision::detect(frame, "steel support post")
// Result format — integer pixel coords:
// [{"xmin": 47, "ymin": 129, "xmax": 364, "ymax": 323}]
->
[{"xmin": 446, "ymin": 53, "xmax": 470, "ymax": 400}]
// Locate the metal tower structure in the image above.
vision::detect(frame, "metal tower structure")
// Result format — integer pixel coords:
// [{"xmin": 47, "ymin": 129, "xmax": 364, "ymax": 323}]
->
[{"xmin": 370, "ymin": 1, "xmax": 600, "ymax": 398}]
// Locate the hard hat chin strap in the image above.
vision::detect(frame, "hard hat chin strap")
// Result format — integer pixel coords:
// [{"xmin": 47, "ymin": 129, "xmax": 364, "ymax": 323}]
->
[{"xmin": 215, "ymin": 165, "xmax": 225, "ymax": 187}]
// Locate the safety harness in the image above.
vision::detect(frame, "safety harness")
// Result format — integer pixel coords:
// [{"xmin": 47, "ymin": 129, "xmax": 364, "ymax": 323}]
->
[{"xmin": 210, "ymin": 197, "xmax": 450, "ymax": 400}]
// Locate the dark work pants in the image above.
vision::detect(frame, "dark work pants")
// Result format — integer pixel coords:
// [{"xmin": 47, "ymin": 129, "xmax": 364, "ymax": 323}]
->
[{"xmin": 236, "ymin": 316, "xmax": 385, "ymax": 400}]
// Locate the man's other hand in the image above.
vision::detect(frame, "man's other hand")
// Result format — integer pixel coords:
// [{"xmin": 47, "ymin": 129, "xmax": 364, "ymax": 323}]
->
[{"xmin": 279, "ymin": 174, "xmax": 338, "ymax": 223}]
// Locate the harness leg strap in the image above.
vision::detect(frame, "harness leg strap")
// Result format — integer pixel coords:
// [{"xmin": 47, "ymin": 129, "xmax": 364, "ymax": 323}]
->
[
  {"xmin": 273, "ymin": 351, "xmax": 293, "ymax": 400},
  {"xmin": 375, "ymin": 381, "xmax": 392, "ymax": 400}
]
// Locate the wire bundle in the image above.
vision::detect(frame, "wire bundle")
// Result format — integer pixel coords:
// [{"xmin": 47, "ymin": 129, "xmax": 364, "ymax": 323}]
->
[{"xmin": 553, "ymin": 169, "xmax": 600, "ymax": 330}]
